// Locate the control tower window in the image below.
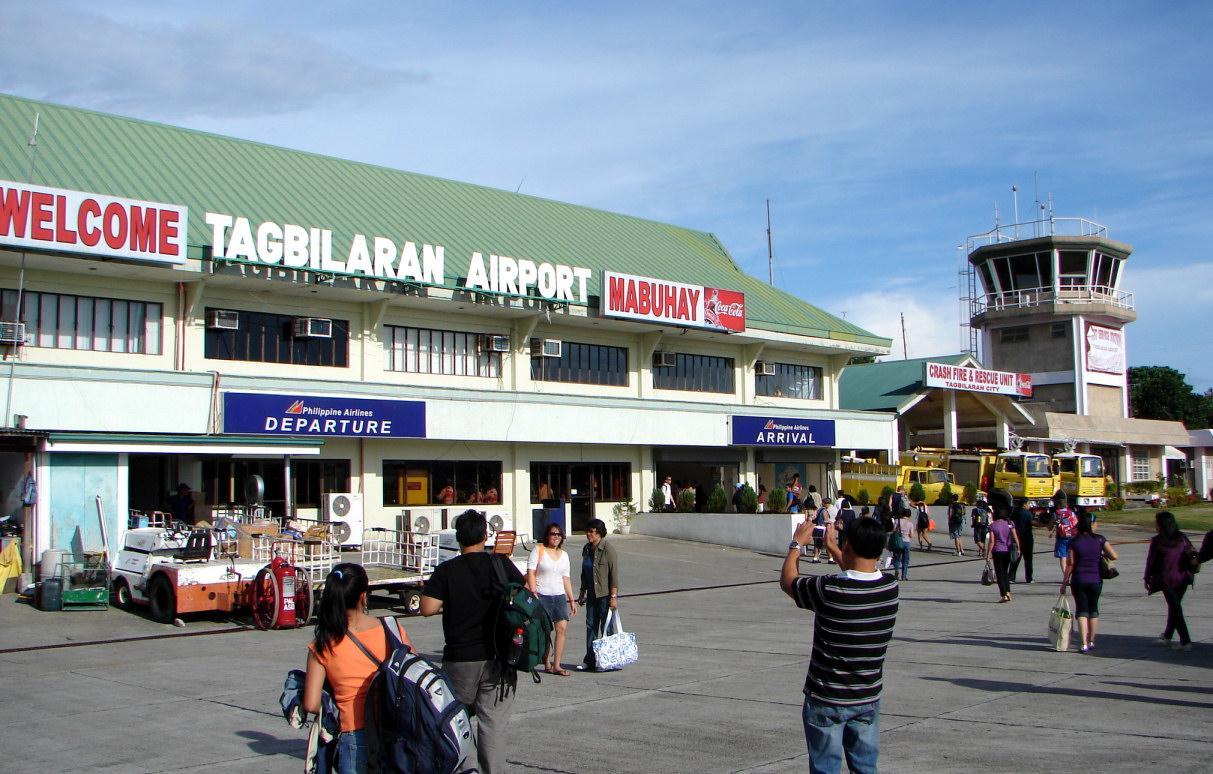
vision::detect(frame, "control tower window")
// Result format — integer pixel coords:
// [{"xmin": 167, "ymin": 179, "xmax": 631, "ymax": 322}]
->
[
  {"xmin": 1059, "ymin": 250, "xmax": 1089, "ymax": 288},
  {"xmin": 1009, "ymin": 252, "xmax": 1044, "ymax": 290},
  {"xmin": 1093, "ymin": 251, "xmax": 1116, "ymax": 289}
]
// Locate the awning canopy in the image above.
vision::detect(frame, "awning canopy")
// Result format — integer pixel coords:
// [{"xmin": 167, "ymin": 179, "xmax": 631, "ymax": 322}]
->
[
  {"xmin": 46, "ymin": 433, "xmax": 324, "ymax": 457},
  {"xmin": 1040, "ymin": 413, "xmax": 1191, "ymax": 447}
]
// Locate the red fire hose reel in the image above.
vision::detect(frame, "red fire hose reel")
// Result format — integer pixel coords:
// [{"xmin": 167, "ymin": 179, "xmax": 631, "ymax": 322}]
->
[{"xmin": 251, "ymin": 556, "xmax": 313, "ymax": 630}]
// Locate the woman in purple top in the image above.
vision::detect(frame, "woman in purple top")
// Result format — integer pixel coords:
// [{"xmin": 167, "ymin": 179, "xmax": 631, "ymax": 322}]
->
[
  {"xmin": 1144, "ymin": 511, "xmax": 1195, "ymax": 650},
  {"xmin": 1062, "ymin": 512, "xmax": 1119, "ymax": 653},
  {"xmin": 987, "ymin": 507, "xmax": 1021, "ymax": 602}
]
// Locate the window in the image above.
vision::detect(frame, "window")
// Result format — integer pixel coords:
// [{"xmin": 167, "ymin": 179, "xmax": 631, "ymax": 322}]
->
[
  {"xmin": 382, "ymin": 460, "xmax": 503, "ymax": 506},
  {"xmin": 1059, "ymin": 250, "xmax": 1089, "ymax": 288},
  {"xmin": 1026, "ymin": 455, "xmax": 1051, "ymax": 477},
  {"xmin": 1051, "ymin": 322, "xmax": 1067, "ymax": 339},
  {"xmin": 756, "ymin": 362, "xmax": 823, "ymax": 400},
  {"xmin": 204, "ymin": 308, "xmax": 348, "ymax": 367},
  {"xmin": 652, "ymin": 353, "xmax": 734, "ymax": 393},
  {"xmin": 1000, "ymin": 326, "xmax": 1029, "ymax": 344},
  {"xmin": 2, "ymin": 289, "xmax": 162, "ymax": 354},
  {"xmin": 529, "ymin": 462, "xmax": 631, "ymax": 502},
  {"xmin": 531, "ymin": 340, "xmax": 628, "ymax": 386},
  {"xmin": 385, "ymin": 325, "xmax": 502, "ymax": 377},
  {"xmin": 1081, "ymin": 456, "xmax": 1104, "ymax": 477},
  {"xmin": 291, "ymin": 459, "xmax": 351, "ymax": 508},
  {"xmin": 1131, "ymin": 447, "xmax": 1151, "ymax": 481}
]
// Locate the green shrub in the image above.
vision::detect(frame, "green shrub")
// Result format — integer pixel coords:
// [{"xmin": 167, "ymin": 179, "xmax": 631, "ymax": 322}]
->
[
  {"xmin": 963, "ymin": 481, "xmax": 978, "ymax": 504},
  {"xmin": 676, "ymin": 488, "xmax": 697, "ymax": 513},
  {"xmin": 1123, "ymin": 480, "xmax": 1162, "ymax": 494},
  {"xmin": 707, "ymin": 484, "xmax": 728, "ymax": 513},
  {"xmin": 857, "ymin": 488, "xmax": 871, "ymax": 506},
  {"xmin": 1106, "ymin": 482, "xmax": 1119, "ymax": 497},
  {"xmin": 769, "ymin": 486, "xmax": 789, "ymax": 513},
  {"xmin": 738, "ymin": 484, "xmax": 758, "ymax": 513},
  {"xmin": 936, "ymin": 482, "xmax": 954, "ymax": 506},
  {"xmin": 1105, "ymin": 497, "xmax": 1125, "ymax": 512},
  {"xmin": 880, "ymin": 485, "xmax": 895, "ymax": 501},
  {"xmin": 648, "ymin": 487, "xmax": 664, "ymax": 512},
  {"xmin": 908, "ymin": 482, "xmax": 926, "ymax": 504},
  {"xmin": 1165, "ymin": 486, "xmax": 1190, "ymax": 506}
]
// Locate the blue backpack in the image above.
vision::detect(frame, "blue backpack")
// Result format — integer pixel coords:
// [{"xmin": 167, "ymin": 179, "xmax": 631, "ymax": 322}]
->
[{"xmin": 347, "ymin": 617, "xmax": 474, "ymax": 774}]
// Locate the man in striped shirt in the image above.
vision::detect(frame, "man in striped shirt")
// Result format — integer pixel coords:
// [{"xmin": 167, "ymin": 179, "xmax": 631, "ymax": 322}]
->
[{"xmin": 781, "ymin": 515, "xmax": 899, "ymax": 774}]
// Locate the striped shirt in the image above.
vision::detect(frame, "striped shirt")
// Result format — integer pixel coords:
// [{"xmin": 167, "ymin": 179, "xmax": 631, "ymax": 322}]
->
[{"xmin": 792, "ymin": 569, "xmax": 899, "ymax": 706}]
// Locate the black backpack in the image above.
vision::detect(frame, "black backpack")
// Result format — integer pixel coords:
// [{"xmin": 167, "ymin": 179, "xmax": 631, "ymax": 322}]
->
[{"xmin": 347, "ymin": 617, "xmax": 474, "ymax": 774}]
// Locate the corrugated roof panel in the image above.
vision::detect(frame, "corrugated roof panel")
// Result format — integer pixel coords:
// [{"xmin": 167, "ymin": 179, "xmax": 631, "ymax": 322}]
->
[{"xmin": 0, "ymin": 93, "xmax": 889, "ymax": 348}]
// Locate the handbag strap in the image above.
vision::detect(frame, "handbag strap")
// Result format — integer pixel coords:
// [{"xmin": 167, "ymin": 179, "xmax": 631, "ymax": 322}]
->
[
  {"xmin": 602, "ymin": 609, "xmax": 623, "ymax": 635},
  {"xmin": 345, "ymin": 627, "xmax": 382, "ymax": 668}
]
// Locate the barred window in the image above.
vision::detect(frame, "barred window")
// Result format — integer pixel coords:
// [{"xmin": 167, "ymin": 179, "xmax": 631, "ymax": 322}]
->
[
  {"xmin": 204, "ymin": 308, "xmax": 348, "ymax": 367},
  {"xmin": 530, "ymin": 462, "xmax": 631, "ymax": 502},
  {"xmin": 652, "ymin": 353, "xmax": 735, "ymax": 393},
  {"xmin": 383, "ymin": 460, "xmax": 503, "ymax": 506},
  {"xmin": 2, "ymin": 289, "xmax": 162, "ymax": 354},
  {"xmin": 1000, "ymin": 326, "xmax": 1030, "ymax": 344},
  {"xmin": 1131, "ymin": 447, "xmax": 1151, "ymax": 481},
  {"xmin": 532, "ymin": 341, "xmax": 628, "ymax": 386},
  {"xmin": 385, "ymin": 325, "xmax": 501, "ymax": 377},
  {"xmin": 756, "ymin": 362, "xmax": 822, "ymax": 400}
]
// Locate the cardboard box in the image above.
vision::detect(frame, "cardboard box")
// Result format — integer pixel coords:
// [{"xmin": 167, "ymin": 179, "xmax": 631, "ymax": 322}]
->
[{"xmin": 235, "ymin": 522, "xmax": 281, "ymax": 559}]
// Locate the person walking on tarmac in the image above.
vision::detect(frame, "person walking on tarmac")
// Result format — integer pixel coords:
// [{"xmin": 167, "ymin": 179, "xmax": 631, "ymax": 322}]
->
[
  {"xmin": 1008, "ymin": 499, "xmax": 1035, "ymax": 583},
  {"xmin": 1049, "ymin": 492, "xmax": 1079, "ymax": 578}
]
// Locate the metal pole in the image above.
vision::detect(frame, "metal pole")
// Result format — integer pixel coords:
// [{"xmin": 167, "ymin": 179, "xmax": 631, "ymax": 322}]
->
[
  {"xmin": 765, "ymin": 199, "xmax": 774, "ymax": 285},
  {"xmin": 900, "ymin": 312, "xmax": 908, "ymax": 360}
]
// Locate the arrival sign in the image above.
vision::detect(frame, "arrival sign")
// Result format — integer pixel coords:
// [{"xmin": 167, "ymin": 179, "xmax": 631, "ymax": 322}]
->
[
  {"xmin": 731, "ymin": 416, "xmax": 836, "ymax": 447},
  {"xmin": 223, "ymin": 392, "xmax": 426, "ymax": 438}
]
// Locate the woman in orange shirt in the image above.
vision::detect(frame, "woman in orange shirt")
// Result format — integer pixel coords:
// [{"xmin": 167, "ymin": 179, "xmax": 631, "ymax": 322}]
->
[{"xmin": 304, "ymin": 563, "xmax": 411, "ymax": 773}]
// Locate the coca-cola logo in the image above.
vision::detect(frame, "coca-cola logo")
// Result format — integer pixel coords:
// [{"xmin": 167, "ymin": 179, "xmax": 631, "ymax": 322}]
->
[{"xmin": 716, "ymin": 302, "xmax": 744, "ymax": 316}]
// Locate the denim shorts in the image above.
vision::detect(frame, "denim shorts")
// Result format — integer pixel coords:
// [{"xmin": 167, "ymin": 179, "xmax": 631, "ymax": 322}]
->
[
  {"xmin": 538, "ymin": 593, "xmax": 570, "ymax": 622},
  {"xmin": 1054, "ymin": 536, "xmax": 1073, "ymax": 558}
]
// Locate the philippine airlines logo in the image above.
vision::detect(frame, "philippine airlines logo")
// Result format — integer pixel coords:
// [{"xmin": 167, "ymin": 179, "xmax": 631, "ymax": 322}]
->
[
  {"xmin": 764, "ymin": 420, "xmax": 777, "ymax": 430},
  {"xmin": 286, "ymin": 400, "xmax": 305, "ymax": 415}
]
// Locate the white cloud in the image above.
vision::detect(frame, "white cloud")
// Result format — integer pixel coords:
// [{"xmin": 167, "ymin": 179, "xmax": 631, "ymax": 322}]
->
[{"xmin": 833, "ymin": 292, "xmax": 966, "ymax": 361}]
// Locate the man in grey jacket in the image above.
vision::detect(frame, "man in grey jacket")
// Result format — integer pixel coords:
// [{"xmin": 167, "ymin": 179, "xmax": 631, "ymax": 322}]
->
[{"xmin": 576, "ymin": 518, "xmax": 621, "ymax": 671}]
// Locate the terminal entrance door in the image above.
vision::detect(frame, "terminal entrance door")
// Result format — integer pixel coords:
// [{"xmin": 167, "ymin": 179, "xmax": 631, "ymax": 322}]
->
[{"xmin": 569, "ymin": 464, "xmax": 597, "ymax": 533}]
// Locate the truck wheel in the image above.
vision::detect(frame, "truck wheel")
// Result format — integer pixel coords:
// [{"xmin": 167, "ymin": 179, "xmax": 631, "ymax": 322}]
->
[
  {"xmin": 399, "ymin": 589, "xmax": 422, "ymax": 615},
  {"xmin": 112, "ymin": 578, "xmax": 132, "ymax": 610},
  {"xmin": 148, "ymin": 574, "xmax": 176, "ymax": 624}
]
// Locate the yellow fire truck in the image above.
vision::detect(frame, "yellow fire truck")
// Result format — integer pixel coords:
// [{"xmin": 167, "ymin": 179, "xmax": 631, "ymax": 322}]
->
[
  {"xmin": 840, "ymin": 461, "xmax": 955, "ymax": 504},
  {"xmin": 1052, "ymin": 451, "xmax": 1108, "ymax": 508}
]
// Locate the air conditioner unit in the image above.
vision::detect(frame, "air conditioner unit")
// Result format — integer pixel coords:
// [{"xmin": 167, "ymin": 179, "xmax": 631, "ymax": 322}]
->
[
  {"xmin": 323, "ymin": 493, "xmax": 364, "ymax": 547},
  {"xmin": 0, "ymin": 322, "xmax": 26, "ymax": 345},
  {"xmin": 653, "ymin": 351, "xmax": 677, "ymax": 368},
  {"xmin": 757, "ymin": 361, "xmax": 776, "ymax": 376},
  {"xmin": 205, "ymin": 310, "xmax": 240, "ymax": 331},
  {"xmin": 480, "ymin": 334, "xmax": 511, "ymax": 353},
  {"xmin": 293, "ymin": 317, "xmax": 333, "ymax": 339},
  {"xmin": 530, "ymin": 338, "xmax": 562, "ymax": 358}
]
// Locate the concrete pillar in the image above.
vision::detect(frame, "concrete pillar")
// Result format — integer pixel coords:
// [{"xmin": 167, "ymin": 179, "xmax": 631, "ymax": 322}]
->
[
  {"xmin": 943, "ymin": 391, "xmax": 958, "ymax": 449},
  {"xmin": 996, "ymin": 415, "xmax": 1011, "ymax": 449}
]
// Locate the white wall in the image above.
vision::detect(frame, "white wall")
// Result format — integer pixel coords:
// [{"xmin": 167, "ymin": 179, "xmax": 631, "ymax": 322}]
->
[{"xmin": 631, "ymin": 512, "xmax": 801, "ymax": 555}]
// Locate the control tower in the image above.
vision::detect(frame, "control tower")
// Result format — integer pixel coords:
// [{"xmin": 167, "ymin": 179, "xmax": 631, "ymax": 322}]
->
[{"xmin": 963, "ymin": 217, "xmax": 1135, "ymax": 419}]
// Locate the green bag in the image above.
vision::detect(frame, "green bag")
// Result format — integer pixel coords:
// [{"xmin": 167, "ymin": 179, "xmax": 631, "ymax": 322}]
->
[
  {"xmin": 887, "ymin": 529, "xmax": 908, "ymax": 552},
  {"xmin": 490, "ymin": 556, "xmax": 554, "ymax": 683}
]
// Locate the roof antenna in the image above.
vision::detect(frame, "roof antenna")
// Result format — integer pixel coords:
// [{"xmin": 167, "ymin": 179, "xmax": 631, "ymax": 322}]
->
[
  {"xmin": 765, "ymin": 199, "xmax": 774, "ymax": 285},
  {"xmin": 515, "ymin": 176, "xmax": 526, "ymax": 193},
  {"xmin": 900, "ymin": 312, "xmax": 909, "ymax": 360}
]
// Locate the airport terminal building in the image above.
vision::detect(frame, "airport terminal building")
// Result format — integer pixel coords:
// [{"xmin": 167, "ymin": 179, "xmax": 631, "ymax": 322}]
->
[{"xmin": 0, "ymin": 94, "xmax": 892, "ymax": 562}]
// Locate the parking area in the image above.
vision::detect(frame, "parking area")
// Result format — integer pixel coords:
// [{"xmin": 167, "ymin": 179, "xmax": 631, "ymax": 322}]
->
[{"xmin": 0, "ymin": 525, "xmax": 1210, "ymax": 772}]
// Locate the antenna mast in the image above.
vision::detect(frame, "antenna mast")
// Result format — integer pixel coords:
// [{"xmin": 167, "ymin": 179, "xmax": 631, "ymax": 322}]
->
[
  {"xmin": 765, "ymin": 199, "xmax": 774, "ymax": 285},
  {"xmin": 900, "ymin": 312, "xmax": 908, "ymax": 360}
]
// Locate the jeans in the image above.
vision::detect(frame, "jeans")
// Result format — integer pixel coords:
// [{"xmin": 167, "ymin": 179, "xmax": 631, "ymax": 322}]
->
[
  {"xmin": 1163, "ymin": 586, "xmax": 1191, "ymax": 645},
  {"xmin": 335, "ymin": 729, "xmax": 368, "ymax": 774},
  {"xmin": 584, "ymin": 595, "xmax": 611, "ymax": 668},
  {"xmin": 894, "ymin": 547, "xmax": 909, "ymax": 580},
  {"xmin": 802, "ymin": 697, "xmax": 880, "ymax": 774},
  {"xmin": 992, "ymin": 551, "xmax": 1011, "ymax": 596},
  {"xmin": 1009, "ymin": 540, "xmax": 1033, "ymax": 582},
  {"xmin": 444, "ymin": 659, "xmax": 515, "ymax": 774}
]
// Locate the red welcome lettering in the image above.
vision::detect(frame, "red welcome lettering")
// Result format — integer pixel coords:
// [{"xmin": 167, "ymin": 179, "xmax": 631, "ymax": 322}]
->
[
  {"xmin": 103, "ymin": 201, "xmax": 127, "ymax": 249},
  {"xmin": 30, "ymin": 191, "xmax": 53, "ymax": 240},
  {"xmin": 159, "ymin": 209, "xmax": 179, "ymax": 255},
  {"xmin": 54, "ymin": 195, "xmax": 78, "ymax": 244},
  {"xmin": 78, "ymin": 198, "xmax": 101, "ymax": 246},
  {"xmin": 128, "ymin": 205, "xmax": 157, "ymax": 252},
  {"xmin": 0, "ymin": 187, "xmax": 30, "ymax": 237}
]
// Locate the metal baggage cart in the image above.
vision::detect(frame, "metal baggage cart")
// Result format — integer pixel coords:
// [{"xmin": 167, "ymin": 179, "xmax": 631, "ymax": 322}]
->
[{"xmin": 360, "ymin": 527, "xmax": 440, "ymax": 614}]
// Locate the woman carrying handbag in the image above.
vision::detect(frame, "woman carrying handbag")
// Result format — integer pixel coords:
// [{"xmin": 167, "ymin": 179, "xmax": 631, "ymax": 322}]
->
[{"xmin": 1061, "ymin": 512, "xmax": 1118, "ymax": 653}]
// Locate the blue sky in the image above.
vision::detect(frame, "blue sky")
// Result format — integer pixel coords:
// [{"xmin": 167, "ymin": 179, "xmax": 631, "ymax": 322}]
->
[{"xmin": 2, "ymin": 1, "xmax": 1210, "ymax": 388}]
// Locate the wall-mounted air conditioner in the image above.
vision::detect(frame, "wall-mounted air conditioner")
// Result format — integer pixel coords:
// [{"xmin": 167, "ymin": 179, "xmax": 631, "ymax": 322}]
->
[
  {"xmin": 480, "ymin": 334, "xmax": 511, "ymax": 353},
  {"xmin": 206, "ymin": 310, "xmax": 240, "ymax": 331},
  {"xmin": 757, "ymin": 361, "xmax": 776, "ymax": 376},
  {"xmin": 323, "ymin": 492, "xmax": 364, "ymax": 547},
  {"xmin": 530, "ymin": 338, "xmax": 562, "ymax": 358},
  {"xmin": 293, "ymin": 317, "xmax": 333, "ymax": 339},
  {"xmin": 0, "ymin": 322, "xmax": 26, "ymax": 345},
  {"xmin": 653, "ymin": 351, "xmax": 677, "ymax": 368}
]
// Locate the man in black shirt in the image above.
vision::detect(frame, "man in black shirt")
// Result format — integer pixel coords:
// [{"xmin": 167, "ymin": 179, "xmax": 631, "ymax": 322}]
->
[
  {"xmin": 421, "ymin": 510, "xmax": 525, "ymax": 774},
  {"xmin": 1008, "ymin": 501, "xmax": 1035, "ymax": 583}
]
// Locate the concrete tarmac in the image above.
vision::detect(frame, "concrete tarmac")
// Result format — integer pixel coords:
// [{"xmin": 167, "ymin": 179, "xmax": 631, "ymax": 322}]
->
[{"xmin": 0, "ymin": 524, "xmax": 1209, "ymax": 773}]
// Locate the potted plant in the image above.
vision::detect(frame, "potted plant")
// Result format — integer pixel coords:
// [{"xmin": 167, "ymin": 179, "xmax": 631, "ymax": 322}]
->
[{"xmin": 613, "ymin": 499, "xmax": 638, "ymax": 534}]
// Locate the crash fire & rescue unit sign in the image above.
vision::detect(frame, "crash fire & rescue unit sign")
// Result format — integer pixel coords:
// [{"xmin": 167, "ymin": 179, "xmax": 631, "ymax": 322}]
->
[
  {"xmin": 731, "ymin": 416, "xmax": 836, "ymax": 447},
  {"xmin": 223, "ymin": 393, "xmax": 425, "ymax": 437},
  {"xmin": 922, "ymin": 361, "xmax": 1032, "ymax": 398}
]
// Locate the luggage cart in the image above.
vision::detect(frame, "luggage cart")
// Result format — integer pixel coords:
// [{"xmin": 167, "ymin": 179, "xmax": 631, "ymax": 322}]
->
[
  {"xmin": 361, "ymin": 527, "xmax": 440, "ymax": 615},
  {"xmin": 59, "ymin": 554, "xmax": 110, "ymax": 610}
]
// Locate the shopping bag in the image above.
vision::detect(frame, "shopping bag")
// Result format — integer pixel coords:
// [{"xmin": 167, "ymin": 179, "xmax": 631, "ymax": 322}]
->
[
  {"xmin": 1048, "ymin": 593, "xmax": 1072, "ymax": 652},
  {"xmin": 980, "ymin": 559, "xmax": 994, "ymax": 586},
  {"xmin": 592, "ymin": 610, "xmax": 638, "ymax": 671}
]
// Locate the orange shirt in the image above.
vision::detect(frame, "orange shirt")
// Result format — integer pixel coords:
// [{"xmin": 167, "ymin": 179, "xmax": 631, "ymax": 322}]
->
[{"xmin": 310, "ymin": 620, "xmax": 403, "ymax": 732}]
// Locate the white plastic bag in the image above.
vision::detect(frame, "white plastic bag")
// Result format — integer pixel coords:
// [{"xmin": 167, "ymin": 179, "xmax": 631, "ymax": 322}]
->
[
  {"xmin": 592, "ymin": 610, "xmax": 638, "ymax": 670},
  {"xmin": 1048, "ymin": 593, "xmax": 1072, "ymax": 652}
]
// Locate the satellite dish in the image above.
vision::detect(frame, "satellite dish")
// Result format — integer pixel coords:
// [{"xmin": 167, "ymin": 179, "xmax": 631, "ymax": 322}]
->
[
  {"xmin": 331, "ymin": 521, "xmax": 352, "ymax": 543},
  {"xmin": 244, "ymin": 475, "xmax": 265, "ymax": 505},
  {"xmin": 330, "ymin": 494, "xmax": 352, "ymax": 518},
  {"xmin": 488, "ymin": 513, "xmax": 504, "ymax": 533},
  {"xmin": 413, "ymin": 515, "xmax": 431, "ymax": 535}
]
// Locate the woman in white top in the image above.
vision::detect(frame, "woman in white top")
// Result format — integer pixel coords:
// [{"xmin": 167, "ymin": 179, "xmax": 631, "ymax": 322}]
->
[{"xmin": 526, "ymin": 523, "xmax": 577, "ymax": 676}]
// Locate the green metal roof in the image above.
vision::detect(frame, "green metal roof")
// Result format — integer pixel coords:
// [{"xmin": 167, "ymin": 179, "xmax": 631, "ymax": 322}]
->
[
  {"xmin": 0, "ymin": 93, "xmax": 888, "ymax": 348},
  {"xmin": 839, "ymin": 354, "xmax": 975, "ymax": 412}
]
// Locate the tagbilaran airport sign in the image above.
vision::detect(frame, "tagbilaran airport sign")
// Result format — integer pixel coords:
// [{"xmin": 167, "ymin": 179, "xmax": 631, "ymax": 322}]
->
[
  {"xmin": 223, "ymin": 392, "xmax": 426, "ymax": 438},
  {"xmin": 730, "ymin": 416, "xmax": 837, "ymax": 447}
]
